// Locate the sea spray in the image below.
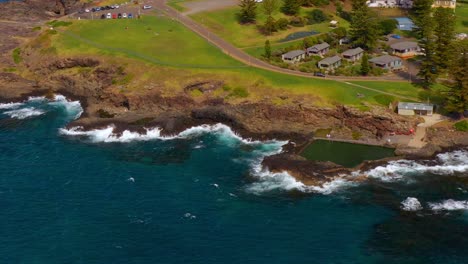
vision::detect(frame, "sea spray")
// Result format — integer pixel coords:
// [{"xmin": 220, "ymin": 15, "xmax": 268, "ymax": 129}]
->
[
  {"xmin": 428, "ymin": 199, "xmax": 468, "ymax": 211},
  {"xmin": 401, "ymin": 197, "xmax": 423, "ymax": 211}
]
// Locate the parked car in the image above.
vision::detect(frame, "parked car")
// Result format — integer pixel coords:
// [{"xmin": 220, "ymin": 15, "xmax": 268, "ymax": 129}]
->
[
  {"xmin": 100, "ymin": 14, "xmax": 106, "ymax": 19},
  {"xmin": 391, "ymin": 34, "xmax": 401, "ymax": 39},
  {"xmin": 118, "ymin": 13, "xmax": 122, "ymax": 19},
  {"xmin": 143, "ymin": 5, "xmax": 152, "ymax": 9},
  {"xmin": 128, "ymin": 13, "xmax": 133, "ymax": 19},
  {"xmin": 314, "ymin": 72, "xmax": 326, "ymax": 77},
  {"xmin": 112, "ymin": 13, "xmax": 117, "ymax": 19},
  {"xmin": 91, "ymin": 7, "xmax": 96, "ymax": 12},
  {"xmin": 95, "ymin": 7, "xmax": 101, "ymax": 11},
  {"xmin": 106, "ymin": 13, "xmax": 112, "ymax": 19},
  {"xmin": 85, "ymin": 8, "xmax": 90, "ymax": 13},
  {"xmin": 122, "ymin": 13, "xmax": 127, "ymax": 18}
]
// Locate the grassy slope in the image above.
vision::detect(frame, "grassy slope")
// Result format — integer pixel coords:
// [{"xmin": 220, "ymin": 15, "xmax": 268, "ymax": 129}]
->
[
  {"xmin": 49, "ymin": 16, "xmax": 425, "ymax": 106},
  {"xmin": 190, "ymin": 5, "xmax": 349, "ymax": 48}
]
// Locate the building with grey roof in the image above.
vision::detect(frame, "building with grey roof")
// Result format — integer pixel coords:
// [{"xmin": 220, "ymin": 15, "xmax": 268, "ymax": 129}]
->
[
  {"xmin": 342, "ymin": 47, "xmax": 364, "ymax": 62},
  {"xmin": 398, "ymin": 102, "xmax": 434, "ymax": 116},
  {"xmin": 369, "ymin": 55, "xmax": 402, "ymax": 70},
  {"xmin": 318, "ymin": 55, "xmax": 342, "ymax": 70},
  {"xmin": 391, "ymin": 41, "xmax": 420, "ymax": 58},
  {"xmin": 281, "ymin": 50, "xmax": 306, "ymax": 63},
  {"xmin": 306, "ymin": 42, "xmax": 330, "ymax": 57}
]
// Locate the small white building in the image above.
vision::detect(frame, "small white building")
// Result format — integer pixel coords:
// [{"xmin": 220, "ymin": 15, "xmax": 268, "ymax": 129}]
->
[
  {"xmin": 281, "ymin": 50, "xmax": 306, "ymax": 63},
  {"xmin": 398, "ymin": 102, "xmax": 434, "ymax": 116}
]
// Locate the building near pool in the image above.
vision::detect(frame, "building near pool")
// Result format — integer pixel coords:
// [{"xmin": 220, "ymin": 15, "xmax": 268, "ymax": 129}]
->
[
  {"xmin": 391, "ymin": 41, "xmax": 420, "ymax": 58},
  {"xmin": 398, "ymin": 102, "xmax": 434, "ymax": 116}
]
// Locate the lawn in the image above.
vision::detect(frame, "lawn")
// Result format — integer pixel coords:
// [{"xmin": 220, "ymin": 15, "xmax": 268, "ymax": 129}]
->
[
  {"xmin": 167, "ymin": 0, "xmax": 198, "ymax": 12},
  {"xmin": 455, "ymin": 1, "xmax": 468, "ymax": 33},
  {"xmin": 46, "ymin": 16, "xmax": 427, "ymax": 106},
  {"xmin": 190, "ymin": 5, "xmax": 349, "ymax": 48},
  {"xmin": 53, "ymin": 16, "xmax": 244, "ymax": 68}
]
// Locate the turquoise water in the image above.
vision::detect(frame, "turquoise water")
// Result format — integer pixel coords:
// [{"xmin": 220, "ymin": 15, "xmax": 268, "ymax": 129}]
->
[{"xmin": 0, "ymin": 96, "xmax": 467, "ymax": 263}]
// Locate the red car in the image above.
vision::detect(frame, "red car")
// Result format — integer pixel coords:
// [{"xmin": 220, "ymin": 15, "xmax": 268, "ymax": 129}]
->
[{"xmin": 112, "ymin": 13, "xmax": 117, "ymax": 19}]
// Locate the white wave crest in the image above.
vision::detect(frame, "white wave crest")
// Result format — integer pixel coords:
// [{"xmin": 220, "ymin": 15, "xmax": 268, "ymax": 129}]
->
[
  {"xmin": 49, "ymin": 95, "xmax": 83, "ymax": 119},
  {"xmin": 3, "ymin": 107, "xmax": 45, "ymax": 119},
  {"xmin": 362, "ymin": 150, "xmax": 468, "ymax": 182},
  {"xmin": 60, "ymin": 126, "xmax": 165, "ymax": 143},
  {"xmin": 428, "ymin": 199, "xmax": 468, "ymax": 211},
  {"xmin": 401, "ymin": 197, "xmax": 423, "ymax": 211},
  {"xmin": 0, "ymin": 102, "xmax": 24, "ymax": 110},
  {"xmin": 245, "ymin": 163, "xmax": 353, "ymax": 195}
]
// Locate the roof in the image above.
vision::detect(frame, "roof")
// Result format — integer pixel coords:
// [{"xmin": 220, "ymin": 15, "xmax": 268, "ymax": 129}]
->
[
  {"xmin": 342, "ymin": 47, "xmax": 364, "ymax": 57},
  {"xmin": 391, "ymin": 41, "xmax": 419, "ymax": 50},
  {"xmin": 307, "ymin": 42, "xmax": 330, "ymax": 52},
  {"xmin": 283, "ymin": 50, "xmax": 305, "ymax": 59},
  {"xmin": 398, "ymin": 102, "xmax": 434, "ymax": 111},
  {"xmin": 369, "ymin": 55, "xmax": 401, "ymax": 64},
  {"xmin": 319, "ymin": 55, "xmax": 341, "ymax": 65}
]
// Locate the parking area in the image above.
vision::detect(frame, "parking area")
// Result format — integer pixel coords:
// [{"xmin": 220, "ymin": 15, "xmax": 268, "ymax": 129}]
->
[{"xmin": 73, "ymin": 2, "xmax": 156, "ymax": 20}]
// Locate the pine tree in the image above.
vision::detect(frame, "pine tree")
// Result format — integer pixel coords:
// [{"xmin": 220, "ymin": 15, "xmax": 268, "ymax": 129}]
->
[
  {"xmin": 238, "ymin": 0, "xmax": 257, "ymax": 24},
  {"xmin": 411, "ymin": 0, "xmax": 436, "ymax": 87},
  {"xmin": 433, "ymin": 7, "xmax": 456, "ymax": 72},
  {"xmin": 445, "ymin": 40, "xmax": 468, "ymax": 117},
  {"xmin": 281, "ymin": 0, "xmax": 300, "ymax": 16},
  {"xmin": 262, "ymin": 0, "xmax": 278, "ymax": 17},
  {"xmin": 349, "ymin": 0, "xmax": 379, "ymax": 50},
  {"xmin": 263, "ymin": 16, "xmax": 277, "ymax": 35},
  {"xmin": 264, "ymin": 40, "xmax": 272, "ymax": 59},
  {"xmin": 360, "ymin": 53, "xmax": 370, "ymax": 76}
]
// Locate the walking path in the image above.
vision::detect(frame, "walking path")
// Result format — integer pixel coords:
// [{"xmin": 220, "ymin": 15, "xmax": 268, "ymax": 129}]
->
[{"xmin": 407, "ymin": 114, "xmax": 446, "ymax": 148}]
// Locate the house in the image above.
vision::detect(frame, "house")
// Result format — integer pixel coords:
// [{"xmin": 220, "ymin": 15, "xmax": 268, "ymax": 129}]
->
[
  {"xmin": 281, "ymin": 50, "xmax": 306, "ymax": 63},
  {"xmin": 369, "ymin": 55, "xmax": 402, "ymax": 70},
  {"xmin": 306, "ymin": 42, "xmax": 330, "ymax": 57},
  {"xmin": 342, "ymin": 47, "xmax": 364, "ymax": 62},
  {"xmin": 318, "ymin": 55, "xmax": 342, "ymax": 70},
  {"xmin": 395, "ymin": 17, "xmax": 415, "ymax": 31},
  {"xmin": 339, "ymin": 37, "xmax": 351, "ymax": 45},
  {"xmin": 432, "ymin": 0, "xmax": 456, "ymax": 8},
  {"xmin": 398, "ymin": 102, "xmax": 434, "ymax": 116},
  {"xmin": 391, "ymin": 41, "xmax": 420, "ymax": 58},
  {"xmin": 367, "ymin": 0, "xmax": 398, "ymax": 7}
]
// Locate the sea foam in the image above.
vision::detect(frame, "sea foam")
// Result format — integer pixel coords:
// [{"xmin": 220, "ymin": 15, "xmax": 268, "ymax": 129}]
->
[
  {"xmin": 428, "ymin": 199, "xmax": 468, "ymax": 211},
  {"xmin": 3, "ymin": 107, "xmax": 45, "ymax": 119},
  {"xmin": 401, "ymin": 197, "xmax": 423, "ymax": 211}
]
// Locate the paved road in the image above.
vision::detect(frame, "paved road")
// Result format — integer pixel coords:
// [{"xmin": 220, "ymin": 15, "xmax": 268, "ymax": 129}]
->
[{"xmin": 154, "ymin": 0, "xmax": 412, "ymax": 86}]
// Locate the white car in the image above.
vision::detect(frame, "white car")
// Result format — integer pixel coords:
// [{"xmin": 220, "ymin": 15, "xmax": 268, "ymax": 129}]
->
[
  {"xmin": 143, "ymin": 5, "xmax": 152, "ymax": 9},
  {"xmin": 106, "ymin": 13, "xmax": 112, "ymax": 19},
  {"xmin": 113, "ymin": 5, "xmax": 120, "ymax": 9},
  {"xmin": 85, "ymin": 8, "xmax": 90, "ymax": 13},
  {"xmin": 122, "ymin": 13, "xmax": 127, "ymax": 18}
]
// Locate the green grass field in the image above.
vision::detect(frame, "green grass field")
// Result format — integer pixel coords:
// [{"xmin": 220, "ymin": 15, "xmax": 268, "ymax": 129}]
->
[
  {"xmin": 455, "ymin": 1, "xmax": 468, "ymax": 33},
  {"xmin": 54, "ymin": 16, "xmax": 244, "ymax": 68},
  {"xmin": 190, "ymin": 5, "xmax": 348, "ymax": 48},
  {"xmin": 46, "ymin": 16, "xmax": 428, "ymax": 106}
]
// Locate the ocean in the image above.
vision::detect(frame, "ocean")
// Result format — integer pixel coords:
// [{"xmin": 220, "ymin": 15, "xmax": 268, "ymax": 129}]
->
[{"xmin": 0, "ymin": 96, "xmax": 467, "ymax": 264}]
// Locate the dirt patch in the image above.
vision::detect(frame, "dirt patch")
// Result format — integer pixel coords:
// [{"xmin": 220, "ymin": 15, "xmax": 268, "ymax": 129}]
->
[{"xmin": 182, "ymin": 0, "xmax": 238, "ymax": 15}]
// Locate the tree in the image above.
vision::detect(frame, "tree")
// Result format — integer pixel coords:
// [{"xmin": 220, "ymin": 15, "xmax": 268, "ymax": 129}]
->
[
  {"xmin": 360, "ymin": 53, "xmax": 370, "ymax": 76},
  {"xmin": 262, "ymin": 16, "xmax": 277, "ymax": 35},
  {"xmin": 238, "ymin": 0, "xmax": 257, "ymax": 24},
  {"xmin": 264, "ymin": 40, "xmax": 272, "ymax": 59},
  {"xmin": 378, "ymin": 19, "xmax": 398, "ymax": 35},
  {"xmin": 282, "ymin": 0, "xmax": 301, "ymax": 15},
  {"xmin": 412, "ymin": 0, "xmax": 436, "ymax": 87},
  {"xmin": 445, "ymin": 40, "xmax": 468, "ymax": 117},
  {"xmin": 349, "ymin": 0, "xmax": 379, "ymax": 50},
  {"xmin": 433, "ymin": 7, "xmax": 456, "ymax": 72},
  {"xmin": 262, "ymin": 0, "xmax": 278, "ymax": 17}
]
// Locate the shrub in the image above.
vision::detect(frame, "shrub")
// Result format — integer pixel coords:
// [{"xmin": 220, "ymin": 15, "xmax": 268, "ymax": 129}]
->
[
  {"xmin": 307, "ymin": 9, "xmax": 327, "ymax": 24},
  {"xmin": 46, "ymin": 20, "xmax": 72, "ymax": 28},
  {"xmin": 289, "ymin": 16, "xmax": 306, "ymax": 27},
  {"xmin": 12, "ymin": 48, "xmax": 22, "ymax": 64},
  {"xmin": 378, "ymin": 19, "xmax": 398, "ymax": 35},
  {"xmin": 275, "ymin": 18, "xmax": 289, "ymax": 30},
  {"xmin": 454, "ymin": 120, "xmax": 468, "ymax": 132},
  {"xmin": 229, "ymin": 87, "xmax": 249, "ymax": 98},
  {"xmin": 352, "ymin": 131, "xmax": 362, "ymax": 140}
]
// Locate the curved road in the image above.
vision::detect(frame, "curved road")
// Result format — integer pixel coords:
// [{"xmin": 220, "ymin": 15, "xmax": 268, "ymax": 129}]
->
[{"xmin": 152, "ymin": 0, "xmax": 420, "ymax": 101}]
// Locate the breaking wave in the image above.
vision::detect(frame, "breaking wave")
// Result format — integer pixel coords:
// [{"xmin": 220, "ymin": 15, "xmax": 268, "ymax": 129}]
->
[
  {"xmin": 0, "ymin": 95, "xmax": 83, "ymax": 120},
  {"xmin": 428, "ymin": 199, "xmax": 468, "ymax": 211},
  {"xmin": 401, "ymin": 197, "xmax": 423, "ymax": 211},
  {"xmin": 362, "ymin": 150, "xmax": 468, "ymax": 182}
]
